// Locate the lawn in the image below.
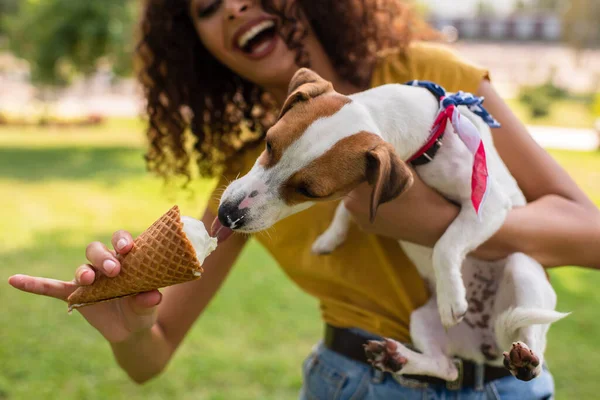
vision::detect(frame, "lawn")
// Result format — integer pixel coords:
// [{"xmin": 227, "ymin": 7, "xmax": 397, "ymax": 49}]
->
[
  {"xmin": 1, "ymin": 120, "xmax": 600, "ymax": 400},
  {"xmin": 506, "ymin": 98, "xmax": 597, "ymax": 130}
]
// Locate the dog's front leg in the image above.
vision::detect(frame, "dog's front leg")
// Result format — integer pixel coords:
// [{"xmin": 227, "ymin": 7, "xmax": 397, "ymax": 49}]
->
[
  {"xmin": 312, "ymin": 202, "xmax": 352, "ymax": 254},
  {"xmin": 433, "ymin": 181, "xmax": 511, "ymax": 328}
]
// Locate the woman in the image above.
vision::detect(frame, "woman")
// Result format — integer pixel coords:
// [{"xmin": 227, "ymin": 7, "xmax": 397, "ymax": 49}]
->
[{"xmin": 9, "ymin": 1, "xmax": 600, "ymax": 398}]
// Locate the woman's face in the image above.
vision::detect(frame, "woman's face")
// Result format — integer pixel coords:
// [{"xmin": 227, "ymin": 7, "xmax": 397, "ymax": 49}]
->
[{"xmin": 189, "ymin": 0, "xmax": 303, "ymax": 90}]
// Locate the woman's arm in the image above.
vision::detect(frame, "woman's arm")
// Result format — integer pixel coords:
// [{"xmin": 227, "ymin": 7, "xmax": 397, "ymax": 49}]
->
[
  {"xmin": 471, "ymin": 80, "xmax": 600, "ymax": 268},
  {"xmin": 344, "ymin": 79, "xmax": 600, "ymax": 269}
]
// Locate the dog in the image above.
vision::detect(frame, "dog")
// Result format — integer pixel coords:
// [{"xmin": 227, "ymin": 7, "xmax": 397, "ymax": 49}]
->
[{"xmin": 216, "ymin": 68, "xmax": 568, "ymax": 382}]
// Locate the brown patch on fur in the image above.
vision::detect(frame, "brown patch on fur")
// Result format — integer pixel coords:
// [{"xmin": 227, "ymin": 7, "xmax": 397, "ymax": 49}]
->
[
  {"xmin": 481, "ymin": 343, "xmax": 499, "ymax": 361},
  {"xmin": 278, "ymin": 68, "xmax": 333, "ymax": 119},
  {"xmin": 260, "ymin": 69, "xmax": 350, "ymax": 168},
  {"xmin": 468, "ymin": 298, "xmax": 484, "ymax": 314},
  {"xmin": 281, "ymin": 131, "xmax": 382, "ymax": 205},
  {"xmin": 366, "ymin": 142, "xmax": 413, "ymax": 222},
  {"xmin": 258, "ymin": 93, "xmax": 350, "ymax": 168},
  {"xmin": 281, "ymin": 131, "xmax": 413, "ymax": 211}
]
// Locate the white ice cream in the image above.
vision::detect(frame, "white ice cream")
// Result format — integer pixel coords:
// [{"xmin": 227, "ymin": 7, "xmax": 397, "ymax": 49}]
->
[{"xmin": 181, "ymin": 216, "xmax": 218, "ymax": 269}]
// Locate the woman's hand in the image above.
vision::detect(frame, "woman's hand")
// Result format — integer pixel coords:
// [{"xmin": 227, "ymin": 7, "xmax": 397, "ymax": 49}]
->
[{"xmin": 8, "ymin": 230, "xmax": 162, "ymax": 344}]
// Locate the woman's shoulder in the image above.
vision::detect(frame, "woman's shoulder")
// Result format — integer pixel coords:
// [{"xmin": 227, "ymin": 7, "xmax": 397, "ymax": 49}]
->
[{"xmin": 371, "ymin": 41, "xmax": 489, "ymax": 94}]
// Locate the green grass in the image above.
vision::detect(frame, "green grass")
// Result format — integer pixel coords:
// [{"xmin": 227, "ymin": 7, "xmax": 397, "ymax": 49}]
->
[
  {"xmin": 1, "ymin": 121, "xmax": 600, "ymax": 399},
  {"xmin": 0, "ymin": 122, "xmax": 321, "ymax": 400},
  {"xmin": 506, "ymin": 98, "xmax": 597, "ymax": 130}
]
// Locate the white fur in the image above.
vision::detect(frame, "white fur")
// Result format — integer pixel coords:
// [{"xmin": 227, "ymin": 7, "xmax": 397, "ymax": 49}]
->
[
  {"xmin": 219, "ymin": 99, "xmax": 377, "ymax": 231},
  {"xmin": 219, "ymin": 82, "xmax": 568, "ymax": 381},
  {"xmin": 309, "ymin": 84, "xmax": 569, "ymax": 381}
]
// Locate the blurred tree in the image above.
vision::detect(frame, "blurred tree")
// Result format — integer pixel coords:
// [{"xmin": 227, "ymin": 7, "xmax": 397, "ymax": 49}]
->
[
  {"xmin": 513, "ymin": 0, "xmax": 563, "ymax": 13},
  {"xmin": 515, "ymin": 0, "xmax": 528, "ymax": 11},
  {"xmin": 0, "ymin": 0, "xmax": 20, "ymax": 35},
  {"xmin": 476, "ymin": 0, "xmax": 495, "ymax": 16},
  {"xmin": 6, "ymin": 0, "xmax": 138, "ymax": 86},
  {"xmin": 535, "ymin": 0, "xmax": 562, "ymax": 11},
  {"xmin": 562, "ymin": 0, "xmax": 600, "ymax": 50}
]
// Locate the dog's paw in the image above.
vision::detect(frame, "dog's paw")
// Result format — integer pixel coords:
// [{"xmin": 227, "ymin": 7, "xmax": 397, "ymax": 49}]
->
[
  {"xmin": 437, "ymin": 291, "xmax": 468, "ymax": 329},
  {"xmin": 364, "ymin": 339, "xmax": 407, "ymax": 373},
  {"xmin": 311, "ymin": 231, "xmax": 345, "ymax": 255},
  {"xmin": 503, "ymin": 342, "xmax": 541, "ymax": 381}
]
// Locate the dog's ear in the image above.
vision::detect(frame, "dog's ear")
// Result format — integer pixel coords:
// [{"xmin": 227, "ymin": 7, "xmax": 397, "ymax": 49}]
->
[
  {"xmin": 278, "ymin": 68, "xmax": 333, "ymax": 119},
  {"xmin": 365, "ymin": 142, "xmax": 414, "ymax": 222}
]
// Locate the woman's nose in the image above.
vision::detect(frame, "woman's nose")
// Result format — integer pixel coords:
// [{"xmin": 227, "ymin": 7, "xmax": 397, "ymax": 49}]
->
[{"xmin": 226, "ymin": 0, "xmax": 251, "ymax": 21}]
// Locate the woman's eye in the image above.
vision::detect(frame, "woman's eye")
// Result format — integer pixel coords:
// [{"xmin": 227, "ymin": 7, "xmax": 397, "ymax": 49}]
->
[
  {"xmin": 197, "ymin": 0, "xmax": 221, "ymax": 18},
  {"xmin": 266, "ymin": 141, "xmax": 272, "ymax": 153},
  {"xmin": 296, "ymin": 186, "xmax": 319, "ymax": 199}
]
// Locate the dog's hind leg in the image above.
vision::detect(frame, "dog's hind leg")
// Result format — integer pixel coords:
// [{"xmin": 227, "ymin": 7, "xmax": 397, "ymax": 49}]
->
[
  {"xmin": 311, "ymin": 202, "xmax": 352, "ymax": 254},
  {"xmin": 432, "ymin": 179, "xmax": 511, "ymax": 329},
  {"xmin": 494, "ymin": 253, "xmax": 569, "ymax": 381},
  {"xmin": 365, "ymin": 298, "xmax": 458, "ymax": 381}
]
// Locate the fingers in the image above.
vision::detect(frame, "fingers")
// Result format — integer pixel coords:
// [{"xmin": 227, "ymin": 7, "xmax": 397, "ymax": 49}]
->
[
  {"xmin": 74, "ymin": 264, "xmax": 96, "ymax": 286},
  {"xmin": 111, "ymin": 230, "xmax": 133, "ymax": 255},
  {"xmin": 127, "ymin": 290, "xmax": 162, "ymax": 316},
  {"xmin": 8, "ymin": 274, "xmax": 77, "ymax": 301},
  {"xmin": 85, "ymin": 241, "xmax": 120, "ymax": 277},
  {"xmin": 83, "ymin": 230, "xmax": 132, "ymax": 278}
]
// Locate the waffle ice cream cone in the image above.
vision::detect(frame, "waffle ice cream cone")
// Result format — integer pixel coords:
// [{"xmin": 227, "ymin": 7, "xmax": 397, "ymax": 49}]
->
[{"xmin": 67, "ymin": 205, "xmax": 217, "ymax": 312}]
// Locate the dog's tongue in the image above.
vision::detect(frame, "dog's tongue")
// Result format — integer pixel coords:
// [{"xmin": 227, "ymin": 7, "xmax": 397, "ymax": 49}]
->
[{"xmin": 211, "ymin": 217, "xmax": 234, "ymax": 243}]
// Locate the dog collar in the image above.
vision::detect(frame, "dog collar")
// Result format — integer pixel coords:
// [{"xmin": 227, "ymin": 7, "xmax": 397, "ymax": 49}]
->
[
  {"xmin": 406, "ymin": 81, "xmax": 445, "ymax": 166},
  {"xmin": 404, "ymin": 80, "xmax": 501, "ymax": 215}
]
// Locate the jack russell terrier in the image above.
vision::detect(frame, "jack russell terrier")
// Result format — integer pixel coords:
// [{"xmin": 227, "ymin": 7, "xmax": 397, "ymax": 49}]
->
[{"xmin": 215, "ymin": 68, "xmax": 568, "ymax": 382}]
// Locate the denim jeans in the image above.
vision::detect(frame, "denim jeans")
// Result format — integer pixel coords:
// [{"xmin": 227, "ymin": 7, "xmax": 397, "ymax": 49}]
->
[{"xmin": 298, "ymin": 342, "xmax": 554, "ymax": 400}]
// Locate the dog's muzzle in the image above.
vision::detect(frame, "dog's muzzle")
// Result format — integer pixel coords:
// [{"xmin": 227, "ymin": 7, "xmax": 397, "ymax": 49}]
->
[{"xmin": 217, "ymin": 197, "xmax": 248, "ymax": 230}]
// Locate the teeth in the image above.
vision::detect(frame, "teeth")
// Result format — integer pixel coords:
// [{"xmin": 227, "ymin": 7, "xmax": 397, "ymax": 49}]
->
[{"xmin": 238, "ymin": 20, "xmax": 275, "ymax": 49}]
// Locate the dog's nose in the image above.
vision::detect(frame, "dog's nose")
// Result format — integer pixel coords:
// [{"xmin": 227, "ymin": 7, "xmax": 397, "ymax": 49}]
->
[{"xmin": 217, "ymin": 199, "xmax": 247, "ymax": 230}]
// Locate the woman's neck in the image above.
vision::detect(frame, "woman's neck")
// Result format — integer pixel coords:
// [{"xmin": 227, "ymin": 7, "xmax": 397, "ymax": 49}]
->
[
  {"xmin": 266, "ymin": 33, "xmax": 366, "ymax": 106},
  {"xmin": 267, "ymin": 73, "xmax": 362, "ymax": 106}
]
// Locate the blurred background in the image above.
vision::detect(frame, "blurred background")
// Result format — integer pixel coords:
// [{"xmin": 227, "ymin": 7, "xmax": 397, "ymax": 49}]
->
[{"xmin": 1, "ymin": 0, "xmax": 599, "ymax": 399}]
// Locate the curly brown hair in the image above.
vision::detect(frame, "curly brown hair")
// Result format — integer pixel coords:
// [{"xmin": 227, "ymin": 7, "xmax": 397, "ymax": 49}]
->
[{"xmin": 136, "ymin": 0, "xmax": 438, "ymax": 182}]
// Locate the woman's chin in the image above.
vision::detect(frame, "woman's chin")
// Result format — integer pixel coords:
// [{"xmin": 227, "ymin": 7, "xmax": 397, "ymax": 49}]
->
[{"xmin": 235, "ymin": 40, "xmax": 301, "ymax": 88}]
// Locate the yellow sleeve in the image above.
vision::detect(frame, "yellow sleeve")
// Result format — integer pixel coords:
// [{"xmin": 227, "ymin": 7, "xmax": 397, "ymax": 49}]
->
[{"xmin": 371, "ymin": 42, "xmax": 490, "ymax": 94}]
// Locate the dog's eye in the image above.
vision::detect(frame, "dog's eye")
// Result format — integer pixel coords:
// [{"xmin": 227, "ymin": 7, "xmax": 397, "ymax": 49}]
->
[{"xmin": 296, "ymin": 185, "xmax": 319, "ymax": 199}]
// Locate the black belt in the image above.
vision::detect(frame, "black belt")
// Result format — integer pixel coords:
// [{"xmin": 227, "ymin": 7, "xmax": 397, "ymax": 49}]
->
[{"xmin": 323, "ymin": 324, "xmax": 512, "ymax": 390}]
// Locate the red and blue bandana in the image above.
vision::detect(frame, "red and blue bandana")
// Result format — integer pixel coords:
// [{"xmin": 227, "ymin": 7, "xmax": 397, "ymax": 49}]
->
[{"xmin": 404, "ymin": 80, "xmax": 501, "ymax": 216}]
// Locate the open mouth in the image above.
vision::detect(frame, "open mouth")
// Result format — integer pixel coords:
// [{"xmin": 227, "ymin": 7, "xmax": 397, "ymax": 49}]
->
[{"xmin": 234, "ymin": 19, "xmax": 278, "ymax": 58}]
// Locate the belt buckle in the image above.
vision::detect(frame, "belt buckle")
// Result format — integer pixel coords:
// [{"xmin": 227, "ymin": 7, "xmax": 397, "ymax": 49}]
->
[
  {"xmin": 446, "ymin": 358, "xmax": 463, "ymax": 391},
  {"xmin": 390, "ymin": 373, "xmax": 430, "ymax": 389}
]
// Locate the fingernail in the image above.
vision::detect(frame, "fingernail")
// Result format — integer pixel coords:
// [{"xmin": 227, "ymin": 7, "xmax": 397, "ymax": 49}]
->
[
  {"xmin": 116, "ymin": 238, "xmax": 128, "ymax": 250},
  {"xmin": 103, "ymin": 260, "xmax": 116, "ymax": 275},
  {"xmin": 80, "ymin": 270, "xmax": 90, "ymax": 282}
]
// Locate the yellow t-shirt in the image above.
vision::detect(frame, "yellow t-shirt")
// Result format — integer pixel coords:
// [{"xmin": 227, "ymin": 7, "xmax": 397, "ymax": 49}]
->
[{"xmin": 208, "ymin": 42, "xmax": 489, "ymax": 342}]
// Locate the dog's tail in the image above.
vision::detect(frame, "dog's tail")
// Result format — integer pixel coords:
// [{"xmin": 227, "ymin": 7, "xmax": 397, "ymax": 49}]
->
[{"xmin": 494, "ymin": 307, "xmax": 569, "ymax": 350}]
